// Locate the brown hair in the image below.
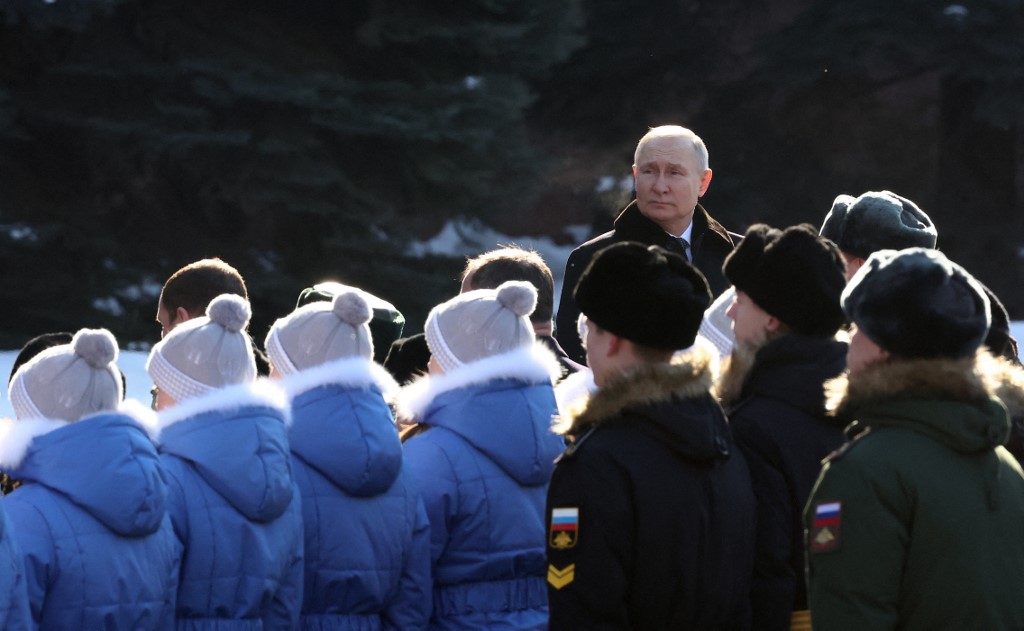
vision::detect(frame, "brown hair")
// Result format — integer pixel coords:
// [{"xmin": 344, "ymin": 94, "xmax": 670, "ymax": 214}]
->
[
  {"xmin": 462, "ymin": 247, "xmax": 554, "ymax": 323},
  {"xmin": 160, "ymin": 258, "xmax": 248, "ymax": 318}
]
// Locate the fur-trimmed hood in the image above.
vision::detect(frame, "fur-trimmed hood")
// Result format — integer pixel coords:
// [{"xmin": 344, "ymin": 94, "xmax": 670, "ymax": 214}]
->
[
  {"xmin": 278, "ymin": 356, "xmax": 398, "ymax": 401},
  {"xmin": 825, "ymin": 351, "xmax": 1022, "ymax": 453},
  {"xmin": 396, "ymin": 342, "xmax": 562, "ymax": 421},
  {"xmin": 0, "ymin": 406, "xmax": 167, "ymax": 536},
  {"xmin": 398, "ymin": 342, "xmax": 563, "ymax": 486},
  {"xmin": 156, "ymin": 379, "xmax": 294, "ymax": 522},
  {"xmin": 283, "ymin": 357, "xmax": 402, "ymax": 497},
  {"xmin": 559, "ymin": 345, "xmax": 731, "ymax": 463}
]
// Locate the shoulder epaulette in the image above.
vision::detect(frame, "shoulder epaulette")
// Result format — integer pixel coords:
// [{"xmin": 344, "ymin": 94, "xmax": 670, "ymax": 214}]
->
[
  {"xmin": 822, "ymin": 425, "xmax": 873, "ymax": 464},
  {"xmin": 554, "ymin": 427, "xmax": 598, "ymax": 464}
]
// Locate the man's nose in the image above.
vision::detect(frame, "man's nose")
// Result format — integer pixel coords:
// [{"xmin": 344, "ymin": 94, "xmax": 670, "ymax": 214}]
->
[{"xmin": 653, "ymin": 172, "xmax": 670, "ymax": 191}]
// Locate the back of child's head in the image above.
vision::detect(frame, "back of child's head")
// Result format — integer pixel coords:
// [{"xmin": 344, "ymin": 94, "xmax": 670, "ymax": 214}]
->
[
  {"xmin": 425, "ymin": 281, "xmax": 537, "ymax": 372},
  {"xmin": 266, "ymin": 289, "xmax": 374, "ymax": 375},
  {"xmin": 9, "ymin": 329, "xmax": 123, "ymax": 421},
  {"xmin": 147, "ymin": 294, "xmax": 257, "ymax": 403}
]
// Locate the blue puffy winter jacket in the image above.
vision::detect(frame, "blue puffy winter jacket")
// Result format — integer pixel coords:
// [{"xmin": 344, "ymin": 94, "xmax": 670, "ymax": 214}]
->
[
  {"xmin": 282, "ymin": 357, "xmax": 432, "ymax": 631},
  {"xmin": 156, "ymin": 381, "xmax": 304, "ymax": 630},
  {"xmin": 0, "ymin": 409, "xmax": 179, "ymax": 630},
  {"xmin": 399, "ymin": 344, "xmax": 564, "ymax": 630},
  {"xmin": 0, "ymin": 498, "xmax": 30, "ymax": 631}
]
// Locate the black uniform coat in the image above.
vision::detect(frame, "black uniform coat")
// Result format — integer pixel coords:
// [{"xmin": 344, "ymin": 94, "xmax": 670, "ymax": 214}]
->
[
  {"xmin": 546, "ymin": 347, "xmax": 756, "ymax": 630},
  {"xmin": 721, "ymin": 335, "xmax": 847, "ymax": 630},
  {"xmin": 555, "ymin": 200, "xmax": 737, "ymax": 364}
]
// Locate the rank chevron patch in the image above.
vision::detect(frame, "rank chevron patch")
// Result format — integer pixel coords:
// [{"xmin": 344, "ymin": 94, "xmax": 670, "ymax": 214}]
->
[{"xmin": 547, "ymin": 563, "xmax": 575, "ymax": 590}]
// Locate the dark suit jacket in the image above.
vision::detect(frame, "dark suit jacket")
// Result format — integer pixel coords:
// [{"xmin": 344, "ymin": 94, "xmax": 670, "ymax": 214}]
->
[{"xmin": 555, "ymin": 200, "xmax": 738, "ymax": 364}]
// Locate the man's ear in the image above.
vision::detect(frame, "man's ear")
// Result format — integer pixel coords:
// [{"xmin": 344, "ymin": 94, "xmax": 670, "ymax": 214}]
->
[
  {"xmin": 698, "ymin": 168, "xmax": 713, "ymax": 196},
  {"xmin": 175, "ymin": 306, "xmax": 193, "ymax": 325},
  {"xmin": 765, "ymin": 315, "xmax": 782, "ymax": 334},
  {"xmin": 607, "ymin": 333, "xmax": 624, "ymax": 357}
]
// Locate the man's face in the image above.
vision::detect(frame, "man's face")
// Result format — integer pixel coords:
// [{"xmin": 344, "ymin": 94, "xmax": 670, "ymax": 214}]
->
[
  {"xmin": 841, "ymin": 252, "xmax": 866, "ymax": 283},
  {"xmin": 633, "ymin": 136, "xmax": 712, "ymax": 234},
  {"xmin": 156, "ymin": 300, "xmax": 177, "ymax": 339},
  {"xmin": 846, "ymin": 324, "xmax": 889, "ymax": 375},
  {"xmin": 583, "ymin": 317, "xmax": 614, "ymax": 388},
  {"xmin": 726, "ymin": 290, "xmax": 775, "ymax": 347}
]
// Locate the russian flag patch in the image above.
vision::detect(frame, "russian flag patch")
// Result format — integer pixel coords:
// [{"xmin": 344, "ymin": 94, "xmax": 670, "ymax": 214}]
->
[
  {"xmin": 809, "ymin": 501, "xmax": 841, "ymax": 553},
  {"xmin": 549, "ymin": 507, "xmax": 579, "ymax": 549}
]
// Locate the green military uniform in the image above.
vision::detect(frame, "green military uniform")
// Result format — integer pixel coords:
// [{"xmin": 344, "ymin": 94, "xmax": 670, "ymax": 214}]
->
[{"xmin": 805, "ymin": 354, "xmax": 1024, "ymax": 630}]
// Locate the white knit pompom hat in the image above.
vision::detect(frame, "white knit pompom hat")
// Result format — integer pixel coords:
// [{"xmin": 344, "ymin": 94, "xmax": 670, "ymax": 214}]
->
[
  {"xmin": 146, "ymin": 293, "xmax": 257, "ymax": 403},
  {"xmin": 265, "ymin": 289, "xmax": 374, "ymax": 376},
  {"xmin": 424, "ymin": 280, "xmax": 537, "ymax": 372},
  {"xmin": 9, "ymin": 328, "xmax": 123, "ymax": 421}
]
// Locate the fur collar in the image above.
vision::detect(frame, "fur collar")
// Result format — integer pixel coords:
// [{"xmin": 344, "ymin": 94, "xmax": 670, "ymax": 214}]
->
[
  {"xmin": 714, "ymin": 339, "xmax": 761, "ymax": 408},
  {"xmin": 278, "ymin": 357, "xmax": 398, "ymax": 401},
  {"xmin": 557, "ymin": 343, "xmax": 715, "ymax": 436},
  {"xmin": 154, "ymin": 379, "xmax": 289, "ymax": 442},
  {"xmin": 985, "ymin": 355, "xmax": 1024, "ymax": 420},
  {"xmin": 826, "ymin": 350, "xmax": 1024, "ymax": 419},
  {"xmin": 396, "ymin": 342, "xmax": 561, "ymax": 422},
  {"xmin": 0, "ymin": 400, "xmax": 158, "ymax": 470}
]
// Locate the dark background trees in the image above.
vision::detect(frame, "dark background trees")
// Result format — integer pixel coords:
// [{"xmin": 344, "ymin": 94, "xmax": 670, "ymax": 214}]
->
[{"xmin": 1, "ymin": 0, "xmax": 1021, "ymax": 349}]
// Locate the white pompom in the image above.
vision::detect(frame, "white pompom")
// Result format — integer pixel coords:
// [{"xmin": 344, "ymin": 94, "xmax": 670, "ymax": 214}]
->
[
  {"xmin": 496, "ymin": 281, "xmax": 537, "ymax": 317},
  {"xmin": 206, "ymin": 294, "xmax": 251, "ymax": 333},
  {"xmin": 72, "ymin": 328, "xmax": 119, "ymax": 368},
  {"xmin": 333, "ymin": 291, "xmax": 372, "ymax": 326}
]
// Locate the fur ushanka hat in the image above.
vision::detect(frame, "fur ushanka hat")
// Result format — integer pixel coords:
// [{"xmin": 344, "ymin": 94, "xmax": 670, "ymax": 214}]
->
[
  {"xmin": 574, "ymin": 242, "xmax": 711, "ymax": 351},
  {"xmin": 842, "ymin": 248, "xmax": 991, "ymax": 360},
  {"xmin": 819, "ymin": 190, "xmax": 937, "ymax": 259},
  {"xmin": 723, "ymin": 223, "xmax": 847, "ymax": 338}
]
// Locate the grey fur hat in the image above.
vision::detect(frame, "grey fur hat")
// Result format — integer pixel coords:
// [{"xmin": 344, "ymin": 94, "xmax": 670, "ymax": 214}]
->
[
  {"xmin": 265, "ymin": 289, "xmax": 374, "ymax": 376},
  {"xmin": 425, "ymin": 281, "xmax": 537, "ymax": 372},
  {"xmin": 842, "ymin": 248, "xmax": 990, "ymax": 359},
  {"xmin": 9, "ymin": 328, "xmax": 123, "ymax": 421},
  {"xmin": 820, "ymin": 191, "xmax": 937, "ymax": 259},
  {"xmin": 147, "ymin": 293, "xmax": 257, "ymax": 403}
]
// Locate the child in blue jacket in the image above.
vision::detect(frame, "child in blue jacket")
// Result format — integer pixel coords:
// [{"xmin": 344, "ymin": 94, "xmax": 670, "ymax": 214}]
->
[
  {"xmin": 398, "ymin": 281, "xmax": 564, "ymax": 630},
  {"xmin": 147, "ymin": 294, "xmax": 304, "ymax": 630},
  {"xmin": 2, "ymin": 328, "xmax": 178, "ymax": 629},
  {"xmin": 265, "ymin": 287, "xmax": 432, "ymax": 630}
]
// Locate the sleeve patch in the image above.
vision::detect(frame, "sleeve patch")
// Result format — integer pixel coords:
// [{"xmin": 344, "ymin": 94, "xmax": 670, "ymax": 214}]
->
[
  {"xmin": 549, "ymin": 507, "xmax": 579, "ymax": 549},
  {"xmin": 809, "ymin": 501, "xmax": 842, "ymax": 553},
  {"xmin": 547, "ymin": 563, "xmax": 575, "ymax": 589}
]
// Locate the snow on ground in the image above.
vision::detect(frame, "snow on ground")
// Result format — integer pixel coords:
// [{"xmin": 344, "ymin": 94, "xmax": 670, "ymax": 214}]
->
[{"xmin": 0, "ymin": 320, "xmax": 1021, "ymax": 419}]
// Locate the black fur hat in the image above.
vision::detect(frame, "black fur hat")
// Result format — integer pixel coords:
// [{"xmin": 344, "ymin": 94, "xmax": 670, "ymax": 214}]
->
[
  {"xmin": 723, "ymin": 223, "xmax": 847, "ymax": 337},
  {"xmin": 819, "ymin": 191, "xmax": 937, "ymax": 259},
  {"xmin": 574, "ymin": 242, "xmax": 711, "ymax": 350},
  {"xmin": 842, "ymin": 248, "xmax": 991, "ymax": 359},
  {"xmin": 980, "ymin": 283, "xmax": 1019, "ymax": 363}
]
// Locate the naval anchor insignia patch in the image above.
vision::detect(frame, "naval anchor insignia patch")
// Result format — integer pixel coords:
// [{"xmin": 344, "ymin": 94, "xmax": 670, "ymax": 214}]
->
[
  {"xmin": 547, "ymin": 563, "xmax": 575, "ymax": 590},
  {"xmin": 810, "ymin": 501, "xmax": 842, "ymax": 553},
  {"xmin": 549, "ymin": 507, "xmax": 579, "ymax": 549}
]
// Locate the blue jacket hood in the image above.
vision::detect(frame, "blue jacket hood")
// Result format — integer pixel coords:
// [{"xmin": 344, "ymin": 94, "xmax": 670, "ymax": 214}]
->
[
  {"xmin": 0, "ymin": 411, "xmax": 167, "ymax": 537},
  {"xmin": 399, "ymin": 344, "xmax": 564, "ymax": 486},
  {"xmin": 283, "ymin": 357, "xmax": 402, "ymax": 497},
  {"xmin": 157, "ymin": 380, "xmax": 294, "ymax": 522}
]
